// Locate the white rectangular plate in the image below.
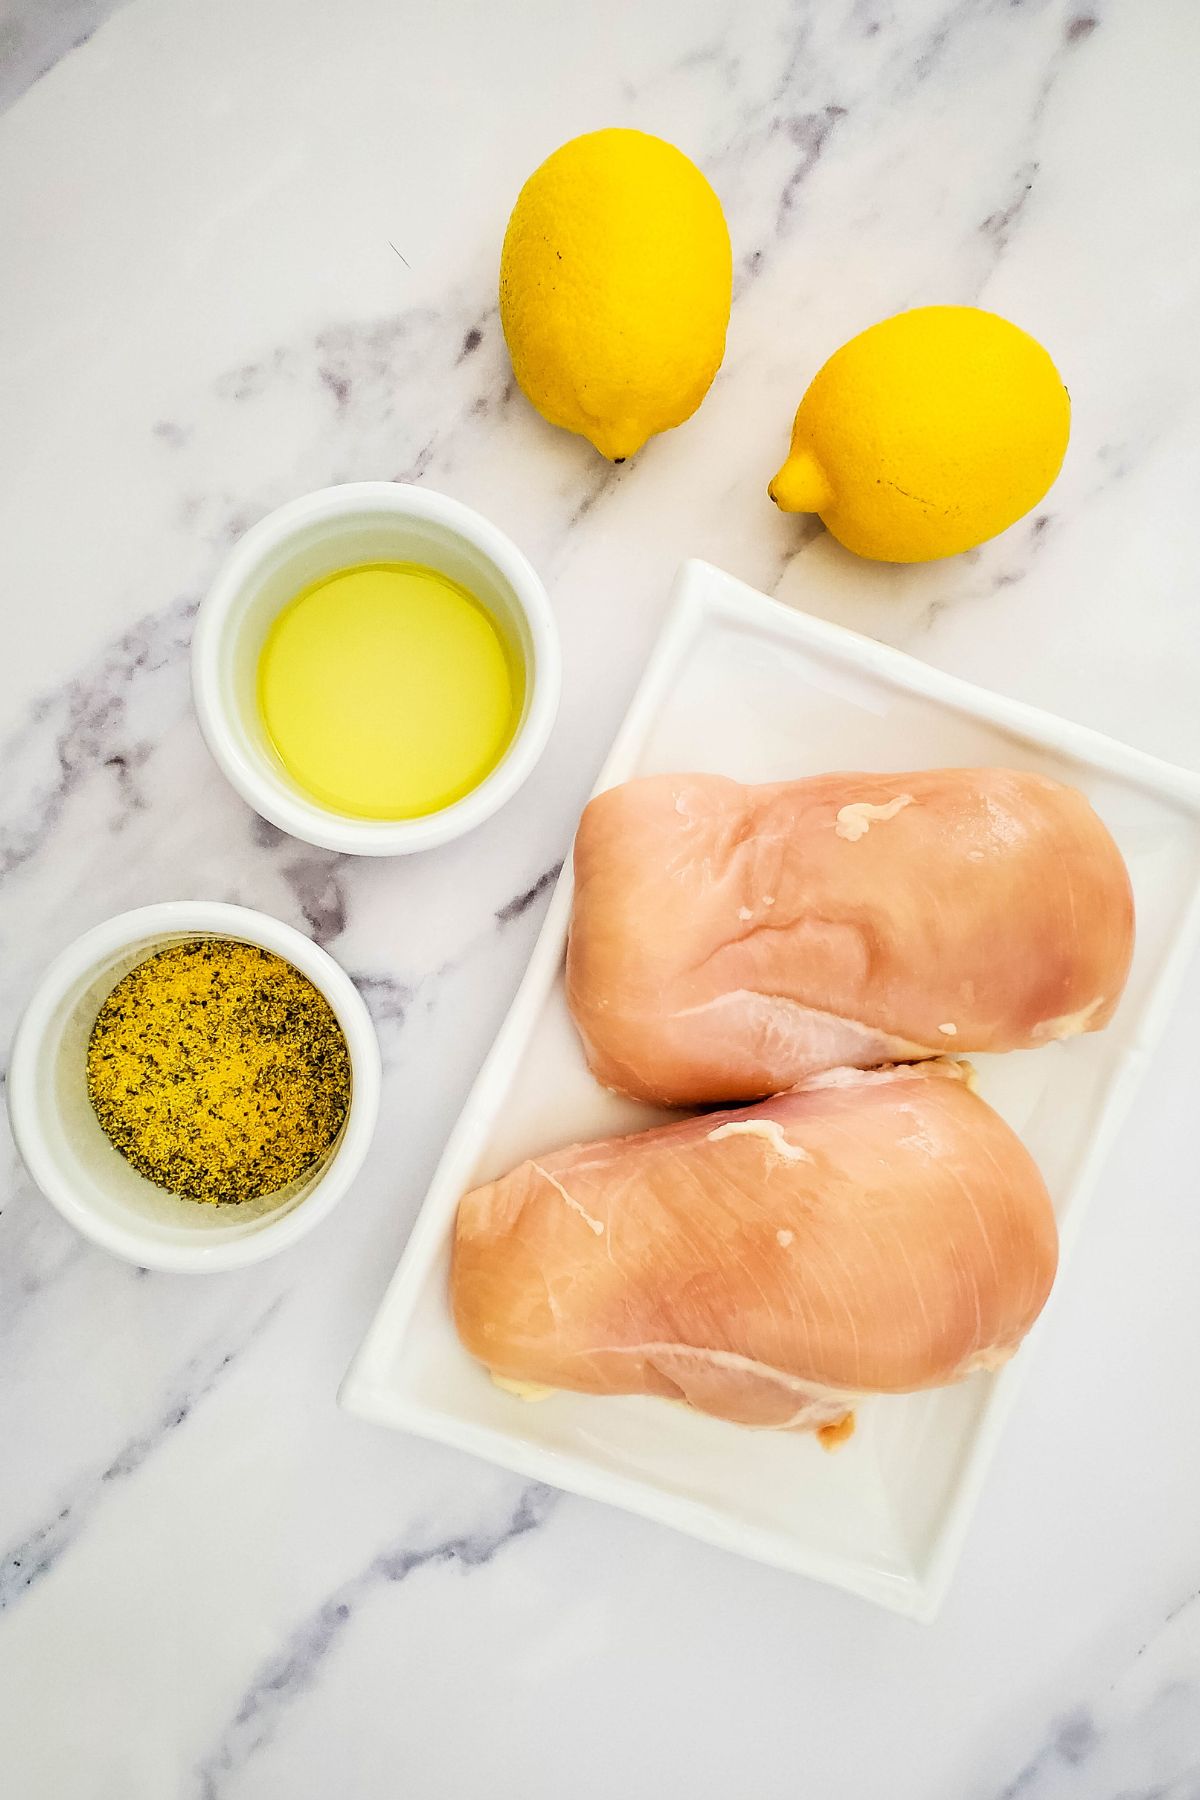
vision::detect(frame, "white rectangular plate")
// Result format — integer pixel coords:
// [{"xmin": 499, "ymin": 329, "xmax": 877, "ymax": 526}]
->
[{"xmin": 341, "ymin": 560, "xmax": 1200, "ymax": 1618}]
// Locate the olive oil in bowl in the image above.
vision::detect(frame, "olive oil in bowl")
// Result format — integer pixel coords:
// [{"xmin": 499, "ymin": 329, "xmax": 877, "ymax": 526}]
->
[{"xmin": 258, "ymin": 562, "xmax": 523, "ymax": 819}]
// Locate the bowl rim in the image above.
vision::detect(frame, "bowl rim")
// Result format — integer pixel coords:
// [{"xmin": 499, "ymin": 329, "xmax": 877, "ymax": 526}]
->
[
  {"xmin": 7, "ymin": 900, "xmax": 382, "ymax": 1273},
  {"xmin": 190, "ymin": 481, "xmax": 561, "ymax": 856}
]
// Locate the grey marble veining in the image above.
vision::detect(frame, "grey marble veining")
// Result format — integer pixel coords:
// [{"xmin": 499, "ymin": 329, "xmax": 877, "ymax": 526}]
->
[
  {"xmin": 196, "ymin": 1482, "xmax": 557, "ymax": 1800},
  {"xmin": 999, "ymin": 1591, "xmax": 1200, "ymax": 1798},
  {"xmin": 0, "ymin": 0, "xmax": 128, "ymax": 113},
  {"xmin": 0, "ymin": 1297, "xmax": 281, "ymax": 1615},
  {"xmin": 2, "ymin": 0, "xmax": 1200, "ymax": 1795}
]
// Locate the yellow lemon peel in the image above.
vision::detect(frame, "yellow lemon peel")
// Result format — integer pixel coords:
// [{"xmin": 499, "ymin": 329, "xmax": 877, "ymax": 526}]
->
[
  {"xmin": 770, "ymin": 306, "xmax": 1070, "ymax": 562},
  {"xmin": 500, "ymin": 129, "xmax": 732, "ymax": 461}
]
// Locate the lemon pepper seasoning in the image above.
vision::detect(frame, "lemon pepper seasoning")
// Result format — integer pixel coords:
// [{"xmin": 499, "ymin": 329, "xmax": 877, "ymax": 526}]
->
[{"xmin": 86, "ymin": 938, "xmax": 351, "ymax": 1204}]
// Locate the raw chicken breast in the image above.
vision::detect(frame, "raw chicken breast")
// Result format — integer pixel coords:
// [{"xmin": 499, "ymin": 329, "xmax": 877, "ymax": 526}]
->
[
  {"xmin": 452, "ymin": 1061, "xmax": 1058, "ymax": 1430},
  {"xmin": 567, "ymin": 768, "xmax": 1134, "ymax": 1104}
]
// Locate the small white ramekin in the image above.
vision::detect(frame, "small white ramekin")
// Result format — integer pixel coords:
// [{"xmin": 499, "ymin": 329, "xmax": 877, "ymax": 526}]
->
[
  {"xmin": 191, "ymin": 482, "xmax": 561, "ymax": 855},
  {"xmin": 7, "ymin": 902, "xmax": 382, "ymax": 1273}
]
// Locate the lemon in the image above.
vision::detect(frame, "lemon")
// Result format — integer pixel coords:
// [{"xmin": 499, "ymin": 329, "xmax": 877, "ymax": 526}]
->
[
  {"xmin": 499, "ymin": 129, "xmax": 732, "ymax": 461},
  {"xmin": 769, "ymin": 306, "xmax": 1070, "ymax": 562}
]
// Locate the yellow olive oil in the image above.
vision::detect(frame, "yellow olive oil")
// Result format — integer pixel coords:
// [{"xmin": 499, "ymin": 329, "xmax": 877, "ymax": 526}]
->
[{"xmin": 258, "ymin": 562, "xmax": 523, "ymax": 819}]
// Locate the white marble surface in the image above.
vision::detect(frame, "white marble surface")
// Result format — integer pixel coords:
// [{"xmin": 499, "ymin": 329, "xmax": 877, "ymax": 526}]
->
[{"xmin": 2, "ymin": 1, "xmax": 1199, "ymax": 1793}]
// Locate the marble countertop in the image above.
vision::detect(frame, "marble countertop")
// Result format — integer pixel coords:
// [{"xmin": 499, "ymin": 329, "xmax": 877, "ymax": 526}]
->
[{"xmin": 3, "ymin": 1, "xmax": 1199, "ymax": 1794}]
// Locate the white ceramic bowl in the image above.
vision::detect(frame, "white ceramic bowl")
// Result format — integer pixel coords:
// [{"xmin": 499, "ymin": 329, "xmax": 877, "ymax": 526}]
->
[
  {"xmin": 7, "ymin": 902, "xmax": 382, "ymax": 1272},
  {"xmin": 191, "ymin": 482, "xmax": 561, "ymax": 855}
]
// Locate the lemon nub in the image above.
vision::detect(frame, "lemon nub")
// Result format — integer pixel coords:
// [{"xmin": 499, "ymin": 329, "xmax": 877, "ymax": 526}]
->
[{"xmin": 769, "ymin": 449, "xmax": 834, "ymax": 514}]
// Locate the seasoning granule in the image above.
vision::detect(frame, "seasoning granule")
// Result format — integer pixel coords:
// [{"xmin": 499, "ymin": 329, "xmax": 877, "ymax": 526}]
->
[{"xmin": 86, "ymin": 937, "xmax": 351, "ymax": 1204}]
